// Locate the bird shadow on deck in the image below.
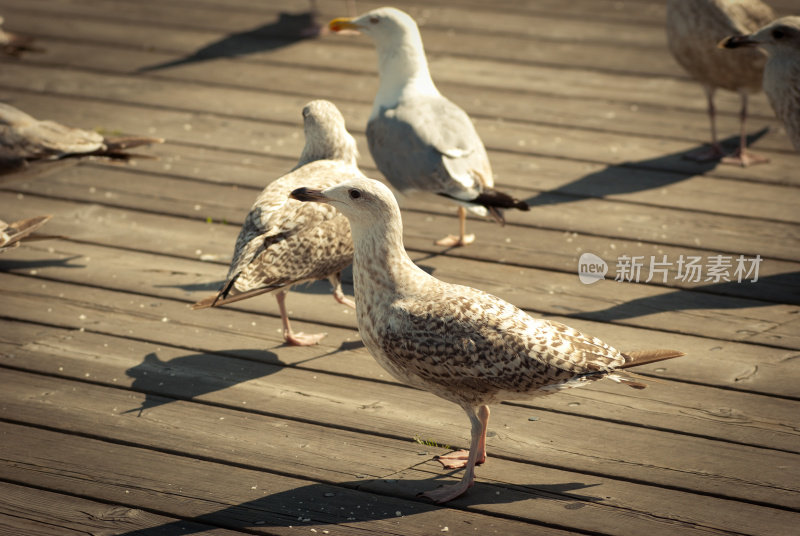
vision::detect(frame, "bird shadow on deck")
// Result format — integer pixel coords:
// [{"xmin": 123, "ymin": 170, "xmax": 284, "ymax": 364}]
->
[
  {"xmin": 524, "ymin": 129, "xmax": 770, "ymax": 208},
  {"xmin": 112, "ymin": 479, "xmax": 602, "ymax": 535},
  {"xmin": 121, "ymin": 338, "xmax": 363, "ymax": 416},
  {"xmin": 121, "ymin": 349, "xmax": 283, "ymax": 416},
  {"xmin": 0, "ymin": 255, "xmax": 85, "ymax": 271},
  {"xmin": 570, "ymin": 272, "xmax": 800, "ymax": 326},
  {"xmin": 137, "ymin": 11, "xmax": 323, "ymax": 73}
]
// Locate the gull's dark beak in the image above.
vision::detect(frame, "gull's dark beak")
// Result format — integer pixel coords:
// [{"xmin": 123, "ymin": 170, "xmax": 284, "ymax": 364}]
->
[
  {"xmin": 719, "ymin": 34, "xmax": 758, "ymax": 49},
  {"xmin": 290, "ymin": 187, "xmax": 327, "ymax": 202}
]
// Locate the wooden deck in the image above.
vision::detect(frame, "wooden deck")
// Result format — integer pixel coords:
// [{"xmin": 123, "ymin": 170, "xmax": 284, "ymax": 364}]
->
[{"xmin": 1, "ymin": 0, "xmax": 799, "ymax": 534}]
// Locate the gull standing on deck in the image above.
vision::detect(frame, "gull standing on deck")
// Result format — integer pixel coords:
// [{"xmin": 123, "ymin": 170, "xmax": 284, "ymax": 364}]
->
[
  {"xmin": 193, "ymin": 100, "xmax": 362, "ymax": 346},
  {"xmin": 722, "ymin": 16, "xmax": 800, "ymax": 152},
  {"xmin": 291, "ymin": 177, "xmax": 684, "ymax": 502},
  {"xmin": 329, "ymin": 7, "xmax": 528, "ymax": 247},
  {"xmin": 666, "ymin": 0, "xmax": 775, "ymax": 166}
]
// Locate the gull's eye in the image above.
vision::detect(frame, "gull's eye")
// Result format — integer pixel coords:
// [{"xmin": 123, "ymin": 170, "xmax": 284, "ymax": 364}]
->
[
  {"xmin": 369, "ymin": 16, "xmax": 379, "ymax": 24},
  {"xmin": 772, "ymin": 28, "xmax": 785, "ymax": 40},
  {"xmin": 349, "ymin": 189, "xmax": 362, "ymax": 199}
]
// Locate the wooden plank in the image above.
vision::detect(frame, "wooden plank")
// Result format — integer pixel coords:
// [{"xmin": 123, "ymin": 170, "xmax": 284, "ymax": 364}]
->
[
  {"xmin": 0, "ymin": 481, "xmax": 244, "ymax": 536},
  {"xmin": 1, "ymin": 370, "xmax": 798, "ymax": 532},
  {"xmin": 0, "ymin": 424, "xmax": 567, "ymax": 536},
  {"xmin": 3, "ymin": 0, "xmax": 790, "ymax": 127},
  {"xmin": 4, "ymin": 49, "xmax": 798, "ymax": 183},
  {"xmin": 6, "ymin": 28, "xmax": 791, "ymax": 153},
  {"xmin": 6, "ymin": 36, "xmax": 800, "ymax": 190},
  {"xmin": 1, "ymin": 278, "xmax": 798, "ymax": 451},
  {"xmin": 1, "ymin": 218, "xmax": 797, "ymax": 352},
  {"xmin": 2, "ymin": 326, "xmax": 799, "ymax": 511},
  {"xmin": 2, "ymin": 92, "xmax": 797, "ymax": 233},
  {"xmin": 0, "ymin": 0, "xmax": 685, "ymax": 77},
  {"xmin": 7, "ymin": 158, "xmax": 798, "ymax": 267},
  {"xmin": 6, "ymin": 0, "xmax": 670, "ymax": 47},
  {"xmin": 2, "ymin": 189, "xmax": 797, "ymax": 307},
  {"xmin": 2, "ymin": 422, "xmax": 796, "ymax": 536}
]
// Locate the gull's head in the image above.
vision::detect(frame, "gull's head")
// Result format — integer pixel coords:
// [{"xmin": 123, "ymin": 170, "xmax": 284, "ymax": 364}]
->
[
  {"xmin": 298, "ymin": 99, "xmax": 358, "ymax": 166},
  {"xmin": 329, "ymin": 7, "xmax": 419, "ymax": 45},
  {"xmin": 291, "ymin": 176, "xmax": 400, "ymax": 230},
  {"xmin": 720, "ymin": 16, "xmax": 800, "ymax": 54}
]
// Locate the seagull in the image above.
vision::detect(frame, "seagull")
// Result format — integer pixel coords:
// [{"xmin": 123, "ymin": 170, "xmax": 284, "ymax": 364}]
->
[
  {"xmin": 0, "ymin": 102, "xmax": 163, "ymax": 173},
  {"xmin": 329, "ymin": 7, "xmax": 528, "ymax": 247},
  {"xmin": 192, "ymin": 100, "xmax": 362, "ymax": 346},
  {"xmin": 0, "ymin": 214, "xmax": 53, "ymax": 252},
  {"xmin": 290, "ymin": 176, "xmax": 684, "ymax": 502},
  {"xmin": 721, "ymin": 16, "xmax": 800, "ymax": 152},
  {"xmin": 666, "ymin": 0, "xmax": 775, "ymax": 166}
]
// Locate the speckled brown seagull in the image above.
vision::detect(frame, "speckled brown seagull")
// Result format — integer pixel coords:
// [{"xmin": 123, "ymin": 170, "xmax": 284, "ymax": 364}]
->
[
  {"xmin": 721, "ymin": 16, "xmax": 800, "ymax": 152},
  {"xmin": 0, "ymin": 102, "xmax": 163, "ymax": 173},
  {"xmin": 193, "ymin": 100, "xmax": 363, "ymax": 346},
  {"xmin": 666, "ymin": 0, "xmax": 775, "ymax": 166},
  {"xmin": 329, "ymin": 7, "xmax": 528, "ymax": 247},
  {"xmin": 291, "ymin": 176, "xmax": 685, "ymax": 503}
]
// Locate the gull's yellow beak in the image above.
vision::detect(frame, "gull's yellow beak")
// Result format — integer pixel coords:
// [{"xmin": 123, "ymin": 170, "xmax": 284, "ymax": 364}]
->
[{"xmin": 329, "ymin": 17, "xmax": 361, "ymax": 32}]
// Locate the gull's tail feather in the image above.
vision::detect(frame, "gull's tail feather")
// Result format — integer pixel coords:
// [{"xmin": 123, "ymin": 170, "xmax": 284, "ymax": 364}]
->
[
  {"xmin": 620, "ymin": 349, "xmax": 685, "ymax": 368},
  {"xmin": 191, "ymin": 286, "xmax": 277, "ymax": 310},
  {"xmin": 474, "ymin": 188, "xmax": 530, "ymax": 212}
]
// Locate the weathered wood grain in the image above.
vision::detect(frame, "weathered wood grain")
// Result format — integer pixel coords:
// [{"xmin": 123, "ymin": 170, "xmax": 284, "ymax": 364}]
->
[
  {"xmin": 1, "ymin": 0, "xmax": 798, "ymax": 533},
  {"xmin": 0, "ymin": 480, "xmax": 245, "ymax": 536},
  {"xmin": 2, "ymin": 225, "xmax": 797, "ymax": 353},
  {"xmin": 3, "ymin": 421, "xmax": 797, "ymax": 536},
  {"xmin": 2, "ymin": 275, "xmax": 798, "ymax": 451},
  {"xmin": 2, "ymin": 189, "xmax": 797, "ymax": 306},
  {"xmin": 2, "ymin": 323, "xmax": 799, "ymax": 511},
  {"xmin": 0, "ymin": 424, "xmax": 569, "ymax": 536},
  {"xmin": 2, "ymin": 368, "xmax": 798, "ymax": 529}
]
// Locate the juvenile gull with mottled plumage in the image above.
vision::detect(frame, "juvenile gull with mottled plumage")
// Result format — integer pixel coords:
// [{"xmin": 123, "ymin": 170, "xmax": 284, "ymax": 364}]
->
[
  {"xmin": 722, "ymin": 16, "xmax": 800, "ymax": 152},
  {"xmin": 666, "ymin": 0, "xmax": 775, "ymax": 166},
  {"xmin": 193, "ymin": 100, "xmax": 363, "ymax": 346},
  {"xmin": 291, "ymin": 176, "xmax": 684, "ymax": 502},
  {"xmin": 329, "ymin": 7, "xmax": 528, "ymax": 247}
]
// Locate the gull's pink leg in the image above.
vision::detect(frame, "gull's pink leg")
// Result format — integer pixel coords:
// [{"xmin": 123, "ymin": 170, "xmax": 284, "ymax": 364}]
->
[
  {"xmin": 435, "ymin": 206, "xmax": 475, "ymax": 247},
  {"xmin": 329, "ymin": 273, "xmax": 356, "ymax": 309},
  {"xmin": 423, "ymin": 405, "xmax": 490, "ymax": 503},
  {"xmin": 275, "ymin": 290, "xmax": 326, "ymax": 346},
  {"xmin": 435, "ymin": 405, "xmax": 489, "ymax": 469},
  {"xmin": 685, "ymin": 86, "xmax": 725, "ymax": 162},
  {"xmin": 721, "ymin": 92, "xmax": 769, "ymax": 167}
]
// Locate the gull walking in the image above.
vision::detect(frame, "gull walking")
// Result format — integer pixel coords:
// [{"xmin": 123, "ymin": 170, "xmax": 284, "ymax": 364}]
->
[{"xmin": 193, "ymin": 100, "xmax": 362, "ymax": 346}]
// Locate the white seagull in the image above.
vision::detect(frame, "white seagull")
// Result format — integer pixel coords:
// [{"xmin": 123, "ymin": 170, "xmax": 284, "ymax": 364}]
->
[
  {"xmin": 291, "ymin": 176, "xmax": 685, "ymax": 502},
  {"xmin": 329, "ymin": 7, "xmax": 528, "ymax": 247}
]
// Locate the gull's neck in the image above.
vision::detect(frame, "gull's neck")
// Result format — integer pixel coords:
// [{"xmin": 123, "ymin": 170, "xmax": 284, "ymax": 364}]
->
[
  {"xmin": 295, "ymin": 131, "xmax": 358, "ymax": 169},
  {"xmin": 369, "ymin": 29, "xmax": 440, "ymax": 120},
  {"xmin": 350, "ymin": 213, "xmax": 430, "ymax": 303}
]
